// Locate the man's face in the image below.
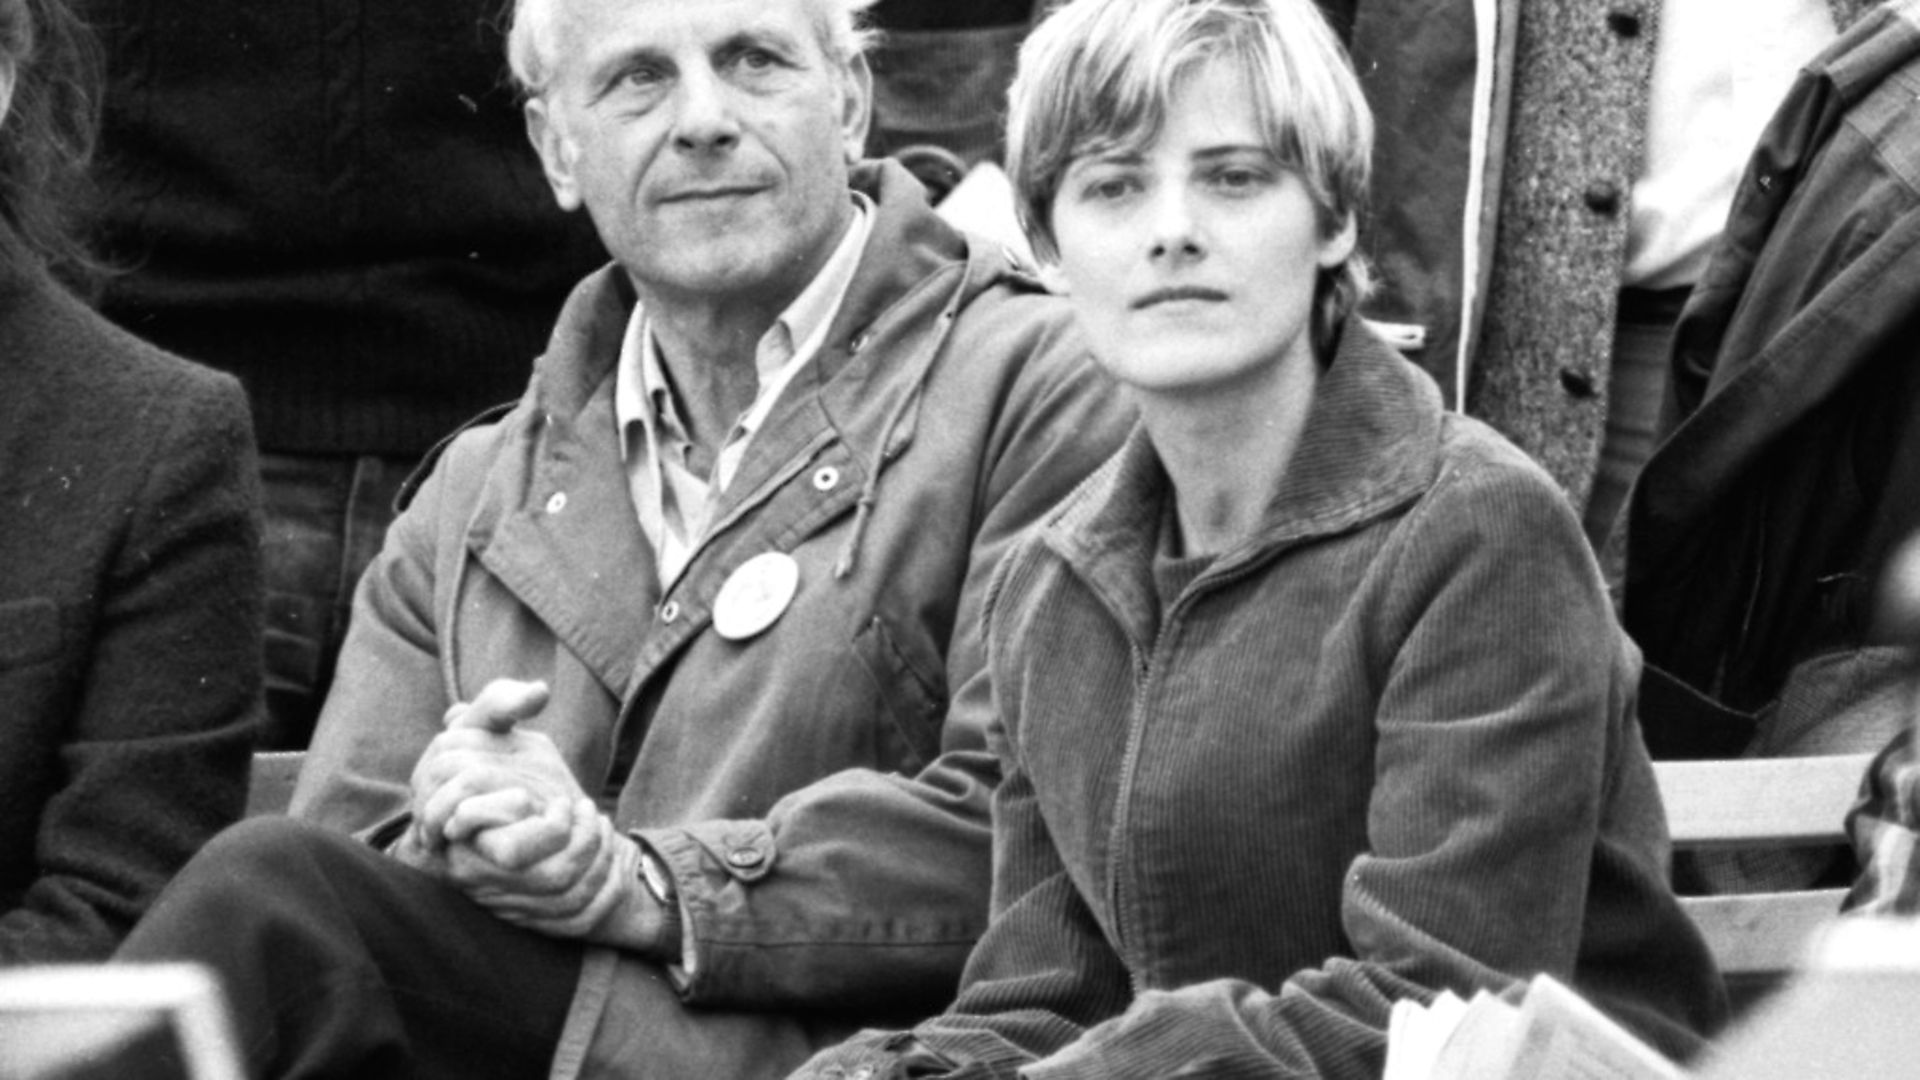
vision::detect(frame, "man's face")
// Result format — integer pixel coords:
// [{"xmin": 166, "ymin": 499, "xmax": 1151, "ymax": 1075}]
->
[{"xmin": 527, "ymin": 0, "xmax": 871, "ymax": 310}]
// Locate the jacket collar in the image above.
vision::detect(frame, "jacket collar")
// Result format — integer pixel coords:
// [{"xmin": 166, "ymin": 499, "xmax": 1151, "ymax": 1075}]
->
[
  {"xmin": 464, "ymin": 159, "xmax": 1015, "ymax": 697},
  {"xmin": 1045, "ymin": 322, "xmax": 1443, "ymax": 646}
]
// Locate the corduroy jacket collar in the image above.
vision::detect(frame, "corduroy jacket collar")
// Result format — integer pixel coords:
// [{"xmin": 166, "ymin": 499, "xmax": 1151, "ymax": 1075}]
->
[{"xmin": 1043, "ymin": 321, "xmax": 1444, "ymax": 646}]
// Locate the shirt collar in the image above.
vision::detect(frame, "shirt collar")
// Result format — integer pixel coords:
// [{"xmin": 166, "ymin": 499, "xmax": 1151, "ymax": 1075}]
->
[{"xmin": 615, "ymin": 190, "xmax": 874, "ymax": 455}]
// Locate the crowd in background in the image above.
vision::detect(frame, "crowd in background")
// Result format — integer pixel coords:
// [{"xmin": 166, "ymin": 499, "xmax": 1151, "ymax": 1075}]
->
[{"xmin": 5, "ymin": 0, "xmax": 1920, "ymax": 1076}]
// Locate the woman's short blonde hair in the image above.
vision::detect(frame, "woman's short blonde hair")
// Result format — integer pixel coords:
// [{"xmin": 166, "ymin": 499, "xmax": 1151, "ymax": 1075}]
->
[{"xmin": 1007, "ymin": 0, "xmax": 1373, "ymax": 350}]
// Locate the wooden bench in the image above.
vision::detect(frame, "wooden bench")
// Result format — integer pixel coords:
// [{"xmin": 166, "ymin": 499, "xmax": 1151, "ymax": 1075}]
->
[
  {"xmin": 1654, "ymin": 753, "xmax": 1876, "ymax": 1002},
  {"xmin": 245, "ymin": 751, "xmax": 305, "ymax": 817}
]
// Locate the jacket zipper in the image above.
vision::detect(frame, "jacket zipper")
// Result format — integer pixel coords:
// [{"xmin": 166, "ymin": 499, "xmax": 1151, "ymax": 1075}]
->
[
  {"xmin": 1100, "ymin": 551, "xmax": 1278, "ymax": 999},
  {"xmin": 1106, "ymin": 635, "xmax": 1155, "ymax": 999}
]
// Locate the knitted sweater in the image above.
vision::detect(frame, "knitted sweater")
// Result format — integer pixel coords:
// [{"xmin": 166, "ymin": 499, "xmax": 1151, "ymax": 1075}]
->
[{"xmin": 83, "ymin": 0, "xmax": 607, "ymax": 456}]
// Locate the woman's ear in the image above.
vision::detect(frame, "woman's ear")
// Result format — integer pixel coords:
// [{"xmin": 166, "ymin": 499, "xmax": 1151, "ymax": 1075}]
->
[{"xmin": 1317, "ymin": 211, "xmax": 1358, "ymax": 269}]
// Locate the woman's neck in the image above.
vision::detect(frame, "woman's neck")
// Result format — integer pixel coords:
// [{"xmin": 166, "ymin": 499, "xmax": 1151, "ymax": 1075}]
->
[{"xmin": 1137, "ymin": 351, "xmax": 1320, "ymax": 557}]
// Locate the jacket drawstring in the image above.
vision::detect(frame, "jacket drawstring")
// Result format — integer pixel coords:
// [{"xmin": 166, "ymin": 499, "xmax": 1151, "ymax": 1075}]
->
[
  {"xmin": 833, "ymin": 379, "xmax": 923, "ymax": 578},
  {"xmin": 833, "ymin": 253, "xmax": 982, "ymax": 579}
]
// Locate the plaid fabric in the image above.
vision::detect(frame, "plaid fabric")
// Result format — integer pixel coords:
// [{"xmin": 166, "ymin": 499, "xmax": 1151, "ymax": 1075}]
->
[{"xmin": 1845, "ymin": 727, "xmax": 1920, "ymax": 914}]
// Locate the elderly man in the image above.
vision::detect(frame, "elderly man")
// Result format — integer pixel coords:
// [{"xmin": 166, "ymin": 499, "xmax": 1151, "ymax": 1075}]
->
[{"xmin": 116, "ymin": 0, "xmax": 1128, "ymax": 1076}]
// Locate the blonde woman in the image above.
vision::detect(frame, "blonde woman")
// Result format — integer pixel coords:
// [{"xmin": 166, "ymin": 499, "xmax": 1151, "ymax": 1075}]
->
[{"xmin": 792, "ymin": 0, "xmax": 1725, "ymax": 1076}]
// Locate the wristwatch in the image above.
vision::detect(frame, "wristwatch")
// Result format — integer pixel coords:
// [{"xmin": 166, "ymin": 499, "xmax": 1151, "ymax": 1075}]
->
[
  {"xmin": 637, "ymin": 847, "xmax": 685, "ymax": 962},
  {"xmin": 638, "ymin": 848, "xmax": 677, "ymax": 906}
]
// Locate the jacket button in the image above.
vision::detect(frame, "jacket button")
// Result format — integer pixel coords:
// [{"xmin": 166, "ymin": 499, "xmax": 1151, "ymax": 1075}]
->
[
  {"xmin": 1582, "ymin": 180, "xmax": 1622, "ymax": 215},
  {"xmin": 1605, "ymin": 7, "xmax": 1642, "ymax": 36},
  {"xmin": 1559, "ymin": 366, "xmax": 1599, "ymax": 399},
  {"xmin": 726, "ymin": 846, "xmax": 764, "ymax": 868},
  {"xmin": 812, "ymin": 465, "xmax": 840, "ymax": 492},
  {"xmin": 660, "ymin": 600, "xmax": 681, "ymax": 623},
  {"xmin": 545, "ymin": 491, "xmax": 567, "ymax": 514}
]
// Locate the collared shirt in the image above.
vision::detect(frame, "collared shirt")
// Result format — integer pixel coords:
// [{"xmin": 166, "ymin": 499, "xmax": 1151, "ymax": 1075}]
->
[
  {"xmin": 615, "ymin": 192, "xmax": 872, "ymax": 587},
  {"xmin": 1846, "ymin": 727, "xmax": 1920, "ymax": 915},
  {"xmin": 1625, "ymin": 0, "xmax": 1837, "ymax": 288}
]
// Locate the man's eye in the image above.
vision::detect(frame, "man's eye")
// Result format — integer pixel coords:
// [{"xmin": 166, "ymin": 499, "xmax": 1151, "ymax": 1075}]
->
[
  {"xmin": 732, "ymin": 48, "xmax": 782, "ymax": 73},
  {"xmin": 620, "ymin": 65, "xmax": 666, "ymax": 89}
]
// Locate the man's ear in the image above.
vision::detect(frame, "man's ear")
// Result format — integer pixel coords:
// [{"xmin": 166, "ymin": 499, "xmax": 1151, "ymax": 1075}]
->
[
  {"xmin": 525, "ymin": 96, "xmax": 583, "ymax": 212},
  {"xmin": 0, "ymin": 53, "xmax": 16, "ymax": 128},
  {"xmin": 838, "ymin": 52, "xmax": 874, "ymax": 163}
]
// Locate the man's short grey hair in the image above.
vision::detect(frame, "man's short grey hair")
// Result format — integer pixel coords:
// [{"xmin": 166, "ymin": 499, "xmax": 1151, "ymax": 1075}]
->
[{"xmin": 507, "ymin": 0, "xmax": 881, "ymax": 99}]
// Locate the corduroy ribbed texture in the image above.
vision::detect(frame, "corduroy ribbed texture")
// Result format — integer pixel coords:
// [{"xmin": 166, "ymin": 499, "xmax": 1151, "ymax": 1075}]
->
[{"xmin": 796, "ymin": 324, "xmax": 1725, "ymax": 1079}]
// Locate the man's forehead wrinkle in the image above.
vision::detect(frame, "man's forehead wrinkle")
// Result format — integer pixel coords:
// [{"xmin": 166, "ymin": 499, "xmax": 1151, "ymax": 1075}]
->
[{"xmin": 557, "ymin": 5, "xmax": 810, "ymax": 81}]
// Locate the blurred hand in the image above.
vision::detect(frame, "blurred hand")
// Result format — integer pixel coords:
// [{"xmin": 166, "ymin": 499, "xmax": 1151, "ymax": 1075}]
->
[{"xmin": 1875, "ymin": 531, "xmax": 1920, "ymax": 653}]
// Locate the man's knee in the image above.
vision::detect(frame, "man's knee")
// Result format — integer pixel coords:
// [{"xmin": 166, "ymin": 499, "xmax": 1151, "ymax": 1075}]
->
[
  {"xmin": 190, "ymin": 815, "xmax": 359, "ymax": 888},
  {"xmin": 123, "ymin": 817, "xmax": 374, "ymax": 958}
]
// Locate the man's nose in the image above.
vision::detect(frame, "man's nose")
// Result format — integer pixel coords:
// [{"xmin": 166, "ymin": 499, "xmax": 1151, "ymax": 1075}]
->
[{"xmin": 671, "ymin": 67, "xmax": 742, "ymax": 153}]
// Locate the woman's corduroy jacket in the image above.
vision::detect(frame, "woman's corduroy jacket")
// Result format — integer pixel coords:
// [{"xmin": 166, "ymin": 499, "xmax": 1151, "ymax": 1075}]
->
[{"xmin": 795, "ymin": 324, "xmax": 1725, "ymax": 1079}]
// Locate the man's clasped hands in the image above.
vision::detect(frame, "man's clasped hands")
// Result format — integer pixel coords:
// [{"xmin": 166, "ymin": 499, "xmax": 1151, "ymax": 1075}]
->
[{"xmin": 391, "ymin": 678, "xmax": 673, "ymax": 954}]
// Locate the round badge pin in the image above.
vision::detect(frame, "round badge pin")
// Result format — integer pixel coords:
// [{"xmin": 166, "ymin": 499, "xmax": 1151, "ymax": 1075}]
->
[{"xmin": 712, "ymin": 551, "xmax": 801, "ymax": 641}]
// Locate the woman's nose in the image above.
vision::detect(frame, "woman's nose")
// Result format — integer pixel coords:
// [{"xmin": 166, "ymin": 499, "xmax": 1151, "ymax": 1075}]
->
[{"xmin": 1146, "ymin": 187, "xmax": 1203, "ymax": 261}]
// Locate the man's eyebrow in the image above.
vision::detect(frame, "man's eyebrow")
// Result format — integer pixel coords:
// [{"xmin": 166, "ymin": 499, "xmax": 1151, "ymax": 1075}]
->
[
  {"xmin": 712, "ymin": 23, "xmax": 807, "ymax": 60},
  {"xmin": 582, "ymin": 43, "xmax": 672, "ymax": 101}
]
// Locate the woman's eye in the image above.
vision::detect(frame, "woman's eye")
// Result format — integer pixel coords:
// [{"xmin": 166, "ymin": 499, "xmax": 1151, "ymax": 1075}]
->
[
  {"xmin": 1086, "ymin": 176, "xmax": 1136, "ymax": 201},
  {"xmin": 1212, "ymin": 168, "xmax": 1265, "ymax": 191}
]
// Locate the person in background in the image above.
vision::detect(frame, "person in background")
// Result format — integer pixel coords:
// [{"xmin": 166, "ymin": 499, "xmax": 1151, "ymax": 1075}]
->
[
  {"xmin": 0, "ymin": 0, "xmax": 259, "ymax": 963},
  {"xmin": 865, "ymin": 0, "xmax": 1039, "ymax": 196},
  {"xmin": 1625, "ymin": 1, "xmax": 1920, "ymax": 893},
  {"xmin": 1324, "ymin": 0, "xmax": 1862, "ymax": 560},
  {"xmin": 79, "ymin": 0, "xmax": 608, "ymax": 748},
  {"xmin": 114, "ymin": 0, "xmax": 1131, "ymax": 1075},
  {"xmin": 1845, "ymin": 529, "xmax": 1920, "ymax": 916},
  {"xmin": 790, "ymin": 1, "xmax": 1723, "ymax": 1076}
]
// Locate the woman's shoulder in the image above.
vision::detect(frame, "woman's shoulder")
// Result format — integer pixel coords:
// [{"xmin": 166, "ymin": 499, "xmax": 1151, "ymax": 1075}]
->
[
  {"xmin": 1392, "ymin": 411, "xmax": 1595, "ymax": 571},
  {"xmin": 1431, "ymin": 411, "xmax": 1583, "ymax": 512}
]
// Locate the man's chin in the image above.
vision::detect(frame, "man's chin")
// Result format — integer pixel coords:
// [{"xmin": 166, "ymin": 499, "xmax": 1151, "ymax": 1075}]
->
[{"xmin": 629, "ymin": 249, "xmax": 791, "ymax": 303}]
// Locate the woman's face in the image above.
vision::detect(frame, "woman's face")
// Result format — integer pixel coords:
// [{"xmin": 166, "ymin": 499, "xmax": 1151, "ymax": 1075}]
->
[{"xmin": 1048, "ymin": 60, "xmax": 1354, "ymax": 403}]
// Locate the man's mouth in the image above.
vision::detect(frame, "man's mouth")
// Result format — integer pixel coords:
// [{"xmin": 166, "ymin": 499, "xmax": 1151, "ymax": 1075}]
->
[{"xmin": 657, "ymin": 184, "xmax": 767, "ymax": 204}]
